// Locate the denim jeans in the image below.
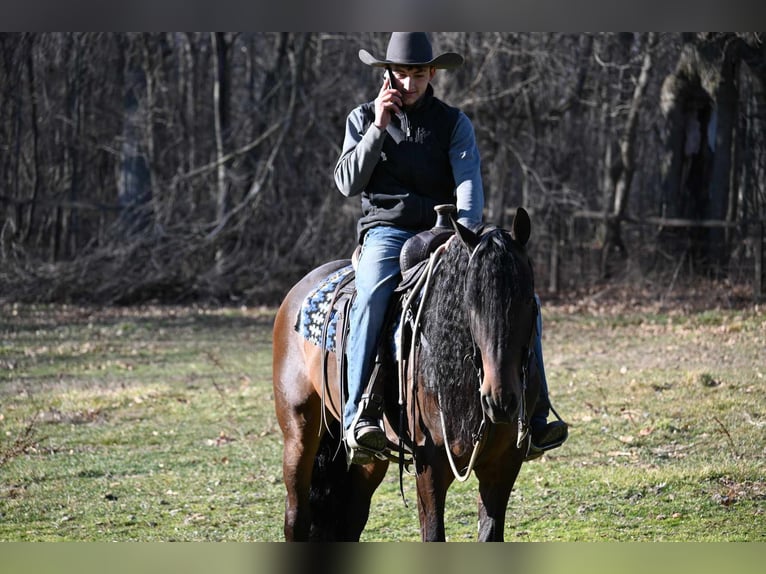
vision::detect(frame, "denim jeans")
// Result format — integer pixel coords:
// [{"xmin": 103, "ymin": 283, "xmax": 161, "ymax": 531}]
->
[
  {"xmin": 344, "ymin": 226, "xmax": 416, "ymax": 431},
  {"xmin": 531, "ymin": 294, "xmax": 551, "ymax": 427},
  {"xmin": 343, "ymin": 227, "xmax": 552, "ymax": 431}
]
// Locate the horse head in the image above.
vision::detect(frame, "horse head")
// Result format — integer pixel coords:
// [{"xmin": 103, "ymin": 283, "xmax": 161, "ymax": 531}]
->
[{"xmin": 455, "ymin": 208, "xmax": 536, "ymax": 426}]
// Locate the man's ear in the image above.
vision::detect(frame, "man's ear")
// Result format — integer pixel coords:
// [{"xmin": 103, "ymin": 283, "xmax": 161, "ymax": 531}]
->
[{"xmin": 429, "ymin": 67, "xmax": 436, "ymax": 80}]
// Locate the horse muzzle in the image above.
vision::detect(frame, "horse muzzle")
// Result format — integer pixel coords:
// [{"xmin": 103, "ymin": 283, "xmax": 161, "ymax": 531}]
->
[{"xmin": 480, "ymin": 389, "xmax": 519, "ymax": 425}]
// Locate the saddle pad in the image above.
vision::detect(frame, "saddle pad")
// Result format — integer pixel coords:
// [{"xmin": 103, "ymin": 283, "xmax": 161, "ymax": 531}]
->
[{"xmin": 295, "ymin": 264, "xmax": 354, "ymax": 352}]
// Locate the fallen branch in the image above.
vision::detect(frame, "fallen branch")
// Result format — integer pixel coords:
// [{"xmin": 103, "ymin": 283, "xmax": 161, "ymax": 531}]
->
[{"xmin": 713, "ymin": 415, "xmax": 741, "ymax": 457}]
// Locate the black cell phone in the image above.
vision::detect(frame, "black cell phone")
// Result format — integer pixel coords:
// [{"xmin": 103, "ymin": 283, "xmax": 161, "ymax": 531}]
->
[
  {"xmin": 385, "ymin": 65, "xmax": 400, "ymax": 93},
  {"xmin": 384, "ymin": 65, "xmax": 408, "ymax": 140}
]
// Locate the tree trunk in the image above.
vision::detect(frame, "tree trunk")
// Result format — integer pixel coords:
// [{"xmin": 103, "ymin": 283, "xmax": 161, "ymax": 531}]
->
[
  {"xmin": 65, "ymin": 33, "xmax": 82, "ymax": 258},
  {"xmin": 212, "ymin": 32, "xmax": 232, "ymax": 275},
  {"xmin": 660, "ymin": 37, "xmax": 713, "ymax": 222},
  {"xmin": 119, "ymin": 35, "xmax": 152, "ymax": 237},
  {"xmin": 613, "ymin": 34, "xmax": 658, "ymax": 219},
  {"xmin": 706, "ymin": 42, "xmax": 740, "ymax": 271},
  {"xmin": 601, "ymin": 33, "xmax": 657, "ymax": 278},
  {"xmin": 140, "ymin": 34, "xmax": 159, "ymax": 231},
  {"xmin": 23, "ymin": 35, "xmax": 41, "ymax": 244},
  {"xmin": 658, "ymin": 33, "xmax": 754, "ymax": 274}
]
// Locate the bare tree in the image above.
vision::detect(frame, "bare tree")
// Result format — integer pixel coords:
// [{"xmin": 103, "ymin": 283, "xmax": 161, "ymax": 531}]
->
[{"xmin": 601, "ymin": 33, "xmax": 658, "ymax": 278}]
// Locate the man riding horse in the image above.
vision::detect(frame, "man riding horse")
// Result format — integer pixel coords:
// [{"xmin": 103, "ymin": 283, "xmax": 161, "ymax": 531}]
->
[{"xmin": 334, "ymin": 32, "xmax": 568, "ymax": 464}]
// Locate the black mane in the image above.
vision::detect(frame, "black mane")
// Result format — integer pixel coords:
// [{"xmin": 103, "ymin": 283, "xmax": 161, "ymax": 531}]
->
[{"xmin": 419, "ymin": 230, "xmax": 534, "ymax": 444}]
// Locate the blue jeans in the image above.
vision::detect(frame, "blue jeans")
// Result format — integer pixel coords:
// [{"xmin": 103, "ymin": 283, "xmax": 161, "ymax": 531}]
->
[
  {"xmin": 344, "ymin": 226, "xmax": 415, "ymax": 431},
  {"xmin": 531, "ymin": 294, "xmax": 551, "ymax": 427},
  {"xmin": 343, "ymin": 227, "xmax": 552, "ymax": 431}
]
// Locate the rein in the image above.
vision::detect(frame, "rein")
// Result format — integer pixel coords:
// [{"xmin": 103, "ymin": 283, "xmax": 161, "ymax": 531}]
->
[
  {"xmin": 438, "ymin": 391, "xmax": 488, "ymax": 482},
  {"xmin": 398, "ymin": 241, "xmax": 450, "ymax": 411},
  {"xmin": 396, "ymin": 240, "xmax": 450, "ymax": 499}
]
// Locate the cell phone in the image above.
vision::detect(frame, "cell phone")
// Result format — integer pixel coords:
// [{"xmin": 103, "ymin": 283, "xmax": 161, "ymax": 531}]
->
[{"xmin": 385, "ymin": 65, "xmax": 400, "ymax": 93}]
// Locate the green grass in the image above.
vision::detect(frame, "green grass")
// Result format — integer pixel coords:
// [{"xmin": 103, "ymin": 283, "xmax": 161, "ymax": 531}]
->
[{"xmin": 1, "ymin": 302, "xmax": 764, "ymax": 541}]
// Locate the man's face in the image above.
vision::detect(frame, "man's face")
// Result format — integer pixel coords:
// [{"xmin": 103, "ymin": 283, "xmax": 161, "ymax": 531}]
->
[{"xmin": 390, "ymin": 65, "xmax": 436, "ymax": 107}]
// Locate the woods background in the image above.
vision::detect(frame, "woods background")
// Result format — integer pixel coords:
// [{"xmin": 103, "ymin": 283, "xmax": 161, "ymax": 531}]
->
[{"xmin": 1, "ymin": 32, "xmax": 765, "ymax": 305}]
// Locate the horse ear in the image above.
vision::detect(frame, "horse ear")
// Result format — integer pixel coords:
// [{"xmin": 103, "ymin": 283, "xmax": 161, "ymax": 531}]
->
[
  {"xmin": 511, "ymin": 207, "xmax": 531, "ymax": 246},
  {"xmin": 450, "ymin": 217, "xmax": 481, "ymax": 251}
]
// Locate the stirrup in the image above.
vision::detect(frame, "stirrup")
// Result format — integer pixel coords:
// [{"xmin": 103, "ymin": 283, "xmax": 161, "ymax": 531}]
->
[
  {"xmin": 525, "ymin": 420, "xmax": 568, "ymax": 461},
  {"xmin": 347, "ymin": 418, "xmax": 386, "ymax": 451},
  {"xmin": 345, "ymin": 421, "xmax": 387, "ymax": 466},
  {"xmin": 345, "ymin": 393, "xmax": 386, "ymax": 451},
  {"xmin": 344, "ymin": 440, "xmax": 387, "ymax": 466}
]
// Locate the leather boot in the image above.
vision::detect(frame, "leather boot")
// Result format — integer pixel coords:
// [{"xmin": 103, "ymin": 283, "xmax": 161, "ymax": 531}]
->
[{"xmin": 347, "ymin": 393, "xmax": 387, "ymax": 454}]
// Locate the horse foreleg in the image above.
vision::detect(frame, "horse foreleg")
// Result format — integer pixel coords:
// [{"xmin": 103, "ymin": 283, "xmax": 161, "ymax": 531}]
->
[
  {"xmin": 476, "ymin": 482, "xmax": 512, "ymax": 541},
  {"xmin": 415, "ymin": 452, "xmax": 453, "ymax": 541},
  {"xmin": 475, "ymin": 459, "xmax": 521, "ymax": 542}
]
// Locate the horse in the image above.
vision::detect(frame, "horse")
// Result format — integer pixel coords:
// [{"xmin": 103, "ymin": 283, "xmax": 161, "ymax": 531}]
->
[{"xmin": 272, "ymin": 207, "xmax": 540, "ymax": 541}]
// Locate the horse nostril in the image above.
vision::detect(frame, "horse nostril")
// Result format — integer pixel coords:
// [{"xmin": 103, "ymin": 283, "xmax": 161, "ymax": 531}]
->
[
  {"xmin": 481, "ymin": 393, "xmax": 492, "ymax": 416},
  {"xmin": 481, "ymin": 391, "xmax": 516, "ymax": 424}
]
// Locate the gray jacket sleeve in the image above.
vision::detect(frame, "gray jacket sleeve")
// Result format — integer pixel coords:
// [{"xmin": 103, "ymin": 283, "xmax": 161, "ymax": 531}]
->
[
  {"xmin": 334, "ymin": 106, "xmax": 386, "ymax": 198},
  {"xmin": 450, "ymin": 111, "xmax": 484, "ymax": 228}
]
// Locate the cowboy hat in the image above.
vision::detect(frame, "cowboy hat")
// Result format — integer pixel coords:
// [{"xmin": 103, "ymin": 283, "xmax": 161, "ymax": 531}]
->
[{"xmin": 358, "ymin": 32, "xmax": 463, "ymax": 70}]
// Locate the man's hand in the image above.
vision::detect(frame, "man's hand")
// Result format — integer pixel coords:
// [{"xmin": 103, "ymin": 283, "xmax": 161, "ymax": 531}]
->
[{"xmin": 373, "ymin": 75, "xmax": 402, "ymax": 130}]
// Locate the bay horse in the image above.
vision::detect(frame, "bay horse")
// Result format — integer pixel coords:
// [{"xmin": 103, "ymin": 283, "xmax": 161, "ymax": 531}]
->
[{"xmin": 272, "ymin": 207, "xmax": 540, "ymax": 541}]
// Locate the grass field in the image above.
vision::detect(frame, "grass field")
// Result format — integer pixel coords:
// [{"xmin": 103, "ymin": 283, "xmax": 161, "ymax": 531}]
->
[{"xmin": 1, "ymin": 299, "xmax": 764, "ymax": 542}]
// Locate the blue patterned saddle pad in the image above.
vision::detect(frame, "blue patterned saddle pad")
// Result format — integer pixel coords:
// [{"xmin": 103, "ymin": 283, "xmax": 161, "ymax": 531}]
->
[
  {"xmin": 295, "ymin": 265, "xmax": 354, "ymax": 352},
  {"xmin": 295, "ymin": 263, "xmax": 408, "ymax": 357}
]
